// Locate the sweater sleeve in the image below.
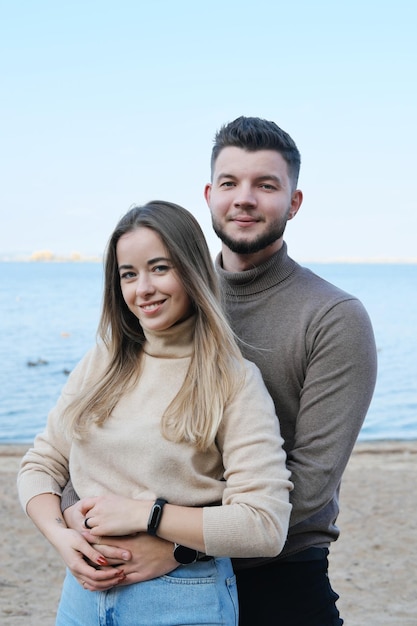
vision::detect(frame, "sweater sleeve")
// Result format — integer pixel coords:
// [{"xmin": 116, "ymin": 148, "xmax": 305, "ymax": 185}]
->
[
  {"xmin": 203, "ymin": 361, "xmax": 292, "ymax": 558},
  {"xmin": 288, "ymin": 297, "xmax": 377, "ymax": 527},
  {"xmin": 17, "ymin": 345, "xmax": 106, "ymax": 512}
]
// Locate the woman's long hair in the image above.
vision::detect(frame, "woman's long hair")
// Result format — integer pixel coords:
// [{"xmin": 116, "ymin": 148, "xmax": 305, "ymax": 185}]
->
[{"xmin": 64, "ymin": 201, "xmax": 244, "ymax": 450}]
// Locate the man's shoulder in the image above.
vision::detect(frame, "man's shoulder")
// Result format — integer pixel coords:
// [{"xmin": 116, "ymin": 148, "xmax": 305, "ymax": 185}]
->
[{"xmin": 283, "ymin": 261, "xmax": 358, "ymax": 303}]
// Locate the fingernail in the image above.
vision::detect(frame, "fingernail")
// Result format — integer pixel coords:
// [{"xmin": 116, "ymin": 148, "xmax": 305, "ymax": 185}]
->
[
  {"xmin": 122, "ymin": 552, "xmax": 130, "ymax": 561},
  {"xmin": 117, "ymin": 570, "xmax": 125, "ymax": 578},
  {"xmin": 96, "ymin": 556, "xmax": 109, "ymax": 566}
]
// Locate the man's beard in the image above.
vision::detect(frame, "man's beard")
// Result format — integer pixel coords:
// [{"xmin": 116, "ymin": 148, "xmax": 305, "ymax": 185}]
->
[{"xmin": 212, "ymin": 211, "xmax": 290, "ymax": 255}]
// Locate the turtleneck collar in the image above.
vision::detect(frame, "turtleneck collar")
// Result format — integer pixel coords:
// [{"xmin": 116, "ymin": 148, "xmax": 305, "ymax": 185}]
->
[
  {"xmin": 142, "ymin": 314, "xmax": 195, "ymax": 359},
  {"xmin": 215, "ymin": 242, "xmax": 297, "ymax": 297}
]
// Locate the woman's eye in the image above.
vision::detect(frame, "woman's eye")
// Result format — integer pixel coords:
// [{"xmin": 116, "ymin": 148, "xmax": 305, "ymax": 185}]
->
[
  {"xmin": 153, "ymin": 265, "xmax": 170, "ymax": 273},
  {"xmin": 120, "ymin": 271, "xmax": 135, "ymax": 280}
]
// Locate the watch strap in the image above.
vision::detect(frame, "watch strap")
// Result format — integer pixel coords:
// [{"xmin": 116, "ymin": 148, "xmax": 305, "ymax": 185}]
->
[{"xmin": 147, "ymin": 498, "xmax": 168, "ymax": 536}]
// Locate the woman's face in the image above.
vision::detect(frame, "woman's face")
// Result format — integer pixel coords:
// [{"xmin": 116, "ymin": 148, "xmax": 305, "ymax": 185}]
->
[{"xmin": 116, "ymin": 226, "xmax": 192, "ymax": 333}]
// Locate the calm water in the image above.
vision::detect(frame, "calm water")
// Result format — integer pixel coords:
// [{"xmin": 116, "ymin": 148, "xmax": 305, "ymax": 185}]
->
[{"xmin": 0, "ymin": 261, "xmax": 416, "ymax": 443}]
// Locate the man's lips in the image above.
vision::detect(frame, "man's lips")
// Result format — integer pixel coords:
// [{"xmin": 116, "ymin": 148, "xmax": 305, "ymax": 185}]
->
[{"xmin": 230, "ymin": 215, "xmax": 260, "ymax": 227}]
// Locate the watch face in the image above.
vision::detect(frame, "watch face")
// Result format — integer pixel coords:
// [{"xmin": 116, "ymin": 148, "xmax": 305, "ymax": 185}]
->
[{"xmin": 173, "ymin": 544, "xmax": 198, "ymax": 564}]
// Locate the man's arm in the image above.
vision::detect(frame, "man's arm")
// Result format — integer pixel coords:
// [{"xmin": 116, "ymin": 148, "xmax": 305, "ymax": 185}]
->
[{"xmin": 288, "ymin": 298, "xmax": 377, "ymax": 526}]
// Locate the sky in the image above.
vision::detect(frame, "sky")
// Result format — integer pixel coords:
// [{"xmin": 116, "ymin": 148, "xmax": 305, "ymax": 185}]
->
[{"xmin": 1, "ymin": 0, "xmax": 416, "ymax": 261}]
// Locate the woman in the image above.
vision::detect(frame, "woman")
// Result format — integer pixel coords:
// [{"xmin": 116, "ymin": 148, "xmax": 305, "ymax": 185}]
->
[{"xmin": 18, "ymin": 201, "xmax": 292, "ymax": 626}]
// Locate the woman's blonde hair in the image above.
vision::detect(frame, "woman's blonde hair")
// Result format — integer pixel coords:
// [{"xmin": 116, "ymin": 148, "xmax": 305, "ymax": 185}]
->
[{"xmin": 65, "ymin": 200, "xmax": 244, "ymax": 450}]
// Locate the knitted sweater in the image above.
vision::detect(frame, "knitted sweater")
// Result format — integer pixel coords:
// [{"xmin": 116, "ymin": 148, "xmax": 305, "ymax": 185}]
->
[
  {"xmin": 18, "ymin": 316, "xmax": 292, "ymax": 558},
  {"xmin": 216, "ymin": 243, "xmax": 377, "ymax": 566}
]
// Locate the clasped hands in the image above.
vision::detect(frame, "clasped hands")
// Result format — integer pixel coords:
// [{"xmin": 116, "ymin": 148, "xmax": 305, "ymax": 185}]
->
[{"xmin": 64, "ymin": 494, "xmax": 177, "ymax": 591}]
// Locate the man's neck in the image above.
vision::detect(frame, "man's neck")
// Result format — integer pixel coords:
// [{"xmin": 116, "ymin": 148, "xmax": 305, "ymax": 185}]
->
[{"xmin": 220, "ymin": 239, "xmax": 284, "ymax": 272}]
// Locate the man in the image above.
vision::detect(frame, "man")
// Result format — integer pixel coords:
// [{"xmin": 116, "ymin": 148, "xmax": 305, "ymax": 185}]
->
[
  {"xmin": 62, "ymin": 117, "xmax": 377, "ymax": 625},
  {"xmin": 202, "ymin": 117, "xmax": 377, "ymax": 624}
]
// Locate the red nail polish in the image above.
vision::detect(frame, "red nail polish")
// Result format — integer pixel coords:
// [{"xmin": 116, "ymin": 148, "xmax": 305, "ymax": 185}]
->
[{"xmin": 96, "ymin": 556, "xmax": 109, "ymax": 566}]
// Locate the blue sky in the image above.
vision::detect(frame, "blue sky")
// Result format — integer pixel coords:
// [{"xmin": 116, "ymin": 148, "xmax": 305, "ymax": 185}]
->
[{"xmin": 1, "ymin": 0, "xmax": 416, "ymax": 261}]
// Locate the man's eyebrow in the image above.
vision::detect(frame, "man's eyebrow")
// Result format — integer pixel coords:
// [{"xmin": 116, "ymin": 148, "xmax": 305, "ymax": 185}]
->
[
  {"xmin": 254, "ymin": 174, "xmax": 283, "ymax": 184},
  {"xmin": 215, "ymin": 171, "xmax": 236, "ymax": 180},
  {"xmin": 216, "ymin": 172, "xmax": 283, "ymax": 184}
]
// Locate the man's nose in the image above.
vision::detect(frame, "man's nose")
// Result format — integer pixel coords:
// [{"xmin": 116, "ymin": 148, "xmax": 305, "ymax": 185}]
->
[{"xmin": 233, "ymin": 184, "xmax": 256, "ymax": 207}]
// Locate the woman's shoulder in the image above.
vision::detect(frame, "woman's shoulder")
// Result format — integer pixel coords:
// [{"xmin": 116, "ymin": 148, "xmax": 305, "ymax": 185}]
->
[
  {"xmin": 240, "ymin": 358, "xmax": 273, "ymax": 398},
  {"xmin": 67, "ymin": 341, "xmax": 111, "ymax": 381}
]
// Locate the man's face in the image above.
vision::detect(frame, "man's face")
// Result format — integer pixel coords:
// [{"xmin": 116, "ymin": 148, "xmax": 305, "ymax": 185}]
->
[{"xmin": 204, "ymin": 147, "xmax": 302, "ymax": 264}]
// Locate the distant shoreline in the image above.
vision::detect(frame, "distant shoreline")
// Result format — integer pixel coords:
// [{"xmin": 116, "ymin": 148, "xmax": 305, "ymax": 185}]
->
[
  {"xmin": 0, "ymin": 255, "xmax": 102, "ymax": 263},
  {"xmin": 2, "ymin": 256, "xmax": 417, "ymax": 264}
]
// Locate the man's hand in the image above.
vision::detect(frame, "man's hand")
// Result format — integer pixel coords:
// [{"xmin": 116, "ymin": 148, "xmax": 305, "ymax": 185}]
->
[{"xmin": 81, "ymin": 531, "xmax": 179, "ymax": 585}]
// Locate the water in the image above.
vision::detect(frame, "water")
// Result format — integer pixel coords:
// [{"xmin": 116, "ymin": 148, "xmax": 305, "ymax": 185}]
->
[
  {"xmin": 0, "ymin": 261, "xmax": 416, "ymax": 443},
  {"xmin": 0, "ymin": 262, "xmax": 103, "ymax": 442}
]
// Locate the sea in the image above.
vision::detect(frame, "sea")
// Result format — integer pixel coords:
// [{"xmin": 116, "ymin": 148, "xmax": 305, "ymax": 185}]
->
[{"xmin": 0, "ymin": 261, "xmax": 416, "ymax": 443}]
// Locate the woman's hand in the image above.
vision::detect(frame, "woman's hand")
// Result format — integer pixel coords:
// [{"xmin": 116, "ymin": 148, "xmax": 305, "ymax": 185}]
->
[
  {"xmin": 26, "ymin": 493, "xmax": 127, "ymax": 591},
  {"xmin": 79, "ymin": 495, "xmax": 152, "ymax": 537},
  {"xmin": 80, "ymin": 497, "xmax": 205, "ymax": 552},
  {"xmin": 51, "ymin": 526, "xmax": 127, "ymax": 591}
]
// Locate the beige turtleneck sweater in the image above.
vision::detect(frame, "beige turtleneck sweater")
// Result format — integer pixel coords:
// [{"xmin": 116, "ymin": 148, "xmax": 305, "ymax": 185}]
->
[{"xmin": 18, "ymin": 316, "xmax": 292, "ymax": 558}]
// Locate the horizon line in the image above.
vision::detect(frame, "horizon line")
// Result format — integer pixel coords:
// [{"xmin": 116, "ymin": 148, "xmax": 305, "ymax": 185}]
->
[{"xmin": 1, "ymin": 252, "xmax": 417, "ymax": 265}]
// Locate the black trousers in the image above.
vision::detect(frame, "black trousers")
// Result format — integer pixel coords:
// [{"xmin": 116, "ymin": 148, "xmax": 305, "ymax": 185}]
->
[{"xmin": 235, "ymin": 548, "xmax": 343, "ymax": 626}]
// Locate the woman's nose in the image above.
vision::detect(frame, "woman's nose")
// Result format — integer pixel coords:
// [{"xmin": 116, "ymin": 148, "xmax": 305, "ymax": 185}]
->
[{"xmin": 135, "ymin": 275, "xmax": 156, "ymax": 296}]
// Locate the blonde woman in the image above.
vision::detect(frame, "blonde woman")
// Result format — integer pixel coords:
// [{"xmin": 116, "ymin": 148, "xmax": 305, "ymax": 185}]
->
[{"xmin": 18, "ymin": 201, "xmax": 292, "ymax": 626}]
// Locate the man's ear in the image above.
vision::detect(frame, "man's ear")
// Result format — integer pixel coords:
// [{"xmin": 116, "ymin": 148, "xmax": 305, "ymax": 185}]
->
[
  {"xmin": 203, "ymin": 183, "xmax": 212, "ymax": 205},
  {"xmin": 288, "ymin": 189, "xmax": 303, "ymax": 220}
]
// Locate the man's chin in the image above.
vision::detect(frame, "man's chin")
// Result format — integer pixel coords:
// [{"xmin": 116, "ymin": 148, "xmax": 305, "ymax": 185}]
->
[
  {"xmin": 221, "ymin": 235, "xmax": 279, "ymax": 255},
  {"xmin": 213, "ymin": 215, "xmax": 288, "ymax": 255},
  {"xmin": 215, "ymin": 226, "xmax": 286, "ymax": 255}
]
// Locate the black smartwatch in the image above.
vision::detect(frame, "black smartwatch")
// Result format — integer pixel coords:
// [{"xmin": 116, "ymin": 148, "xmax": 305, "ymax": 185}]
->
[
  {"xmin": 147, "ymin": 498, "xmax": 168, "ymax": 536},
  {"xmin": 173, "ymin": 543, "xmax": 199, "ymax": 565}
]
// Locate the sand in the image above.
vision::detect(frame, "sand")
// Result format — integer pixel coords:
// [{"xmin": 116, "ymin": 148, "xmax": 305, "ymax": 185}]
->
[{"xmin": 1, "ymin": 441, "xmax": 416, "ymax": 626}]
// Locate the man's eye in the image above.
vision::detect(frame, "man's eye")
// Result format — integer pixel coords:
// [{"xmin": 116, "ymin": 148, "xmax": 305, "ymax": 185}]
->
[{"xmin": 220, "ymin": 181, "xmax": 235, "ymax": 187}]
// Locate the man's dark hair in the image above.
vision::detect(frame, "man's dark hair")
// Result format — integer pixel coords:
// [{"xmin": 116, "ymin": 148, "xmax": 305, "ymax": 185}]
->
[{"xmin": 210, "ymin": 116, "xmax": 301, "ymax": 189}]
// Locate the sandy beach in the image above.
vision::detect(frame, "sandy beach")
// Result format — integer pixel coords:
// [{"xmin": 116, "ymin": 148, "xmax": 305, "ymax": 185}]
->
[{"xmin": 1, "ymin": 441, "xmax": 416, "ymax": 626}]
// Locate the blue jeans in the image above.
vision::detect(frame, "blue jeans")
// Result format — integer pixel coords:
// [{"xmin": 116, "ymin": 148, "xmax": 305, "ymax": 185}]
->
[{"xmin": 56, "ymin": 558, "xmax": 238, "ymax": 626}]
